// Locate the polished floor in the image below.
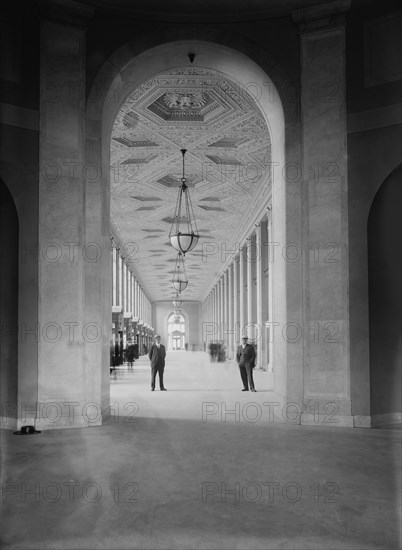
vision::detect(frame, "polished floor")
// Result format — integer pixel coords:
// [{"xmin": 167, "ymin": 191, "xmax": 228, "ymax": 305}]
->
[{"xmin": 1, "ymin": 352, "xmax": 401, "ymax": 549}]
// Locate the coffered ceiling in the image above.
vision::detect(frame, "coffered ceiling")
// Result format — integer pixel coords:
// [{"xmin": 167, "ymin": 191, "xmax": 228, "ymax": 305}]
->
[{"xmin": 110, "ymin": 67, "xmax": 271, "ymax": 303}]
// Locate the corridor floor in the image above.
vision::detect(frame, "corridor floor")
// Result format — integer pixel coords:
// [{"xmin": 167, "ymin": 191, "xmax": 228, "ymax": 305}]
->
[{"xmin": 1, "ymin": 352, "xmax": 401, "ymax": 550}]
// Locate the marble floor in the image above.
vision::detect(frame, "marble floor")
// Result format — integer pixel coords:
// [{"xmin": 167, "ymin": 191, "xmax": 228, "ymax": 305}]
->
[{"xmin": 1, "ymin": 352, "xmax": 401, "ymax": 549}]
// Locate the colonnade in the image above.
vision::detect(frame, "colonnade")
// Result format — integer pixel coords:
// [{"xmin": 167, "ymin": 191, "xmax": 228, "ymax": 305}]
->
[
  {"xmin": 110, "ymin": 236, "xmax": 153, "ymax": 360},
  {"xmin": 201, "ymin": 208, "xmax": 273, "ymax": 370}
]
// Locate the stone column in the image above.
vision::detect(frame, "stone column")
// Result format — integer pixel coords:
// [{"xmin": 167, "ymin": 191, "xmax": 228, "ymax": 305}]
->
[
  {"xmin": 218, "ymin": 279, "xmax": 223, "ymax": 343},
  {"xmin": 215, "ymin": 281, "xmax": 219, "ymax": 340},
  {"xmin": 111, "ymin": 239, "xmax": 115, "ymax": 307},
  {"xmin": 125, "ymin": 265, "xmax": 129, "ymax": 312},
  {"xmin": 111, "ymin": 242, "xmax": 116, "ymax": 307},
  {"xmin": 293, "ymin": 0, "xmax": 352, "ymax": 426},
  {"xmin": 211, "ymin": 289, "xmax": 215, "ymax": 333},
  {"xmin": 266, "ymin": 206, "xmax": 274, "ymax": 372},
  {"xmin": 239, "ymin": 247, "xmax": 246, "ymax": 337},
  {"xmin": 233, "ymin": 256, "xmax": 239, "ymax": 355},
  {"xmin": 227, "ymin": 264, "xmax": 233, "ymax": 360},
  {"xmin": 261, "ymin": 218, "xmax": 269, "ymax": 371},
  {"xmin": 119, "ymin": 256, "xmax": 123, "ymax": 311},
  {"xmin": 216, "ymin": 279, "xmax": 221, "ymax": 340},
  {"xmin": 115, "ymin": 249, "xmax": 120, "ymax": 307},
  {"xmin": 123, "ymin": 264, "xmax": 126, "ymax": 312},
  {"xmin": 130, "ymin": 272, "xmax": 134, "ymax": 314},
  {"xmin": 135, "ymin": 279, "xmax": 139, "ymax": 317},
  {"xmin": 223, "ymin": 270, "xmax": 228, "ymax": 352},
  {"xmin": 255, "ymin": 224, "xmax": 263, "ymax": 368},
  {"xmin": 37, "ymin": 2, "xmax": 96, "ymax": 429},
  {"xmin": 246, "ymin": 237, "xmax": 253, "ymax": 339},
  {"xmin": 212, "ymin": 289, "xmax": 216, "ymax": 342}
]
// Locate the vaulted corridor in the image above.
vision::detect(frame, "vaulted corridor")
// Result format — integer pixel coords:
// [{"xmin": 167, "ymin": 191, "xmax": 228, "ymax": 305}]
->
[{"xmin": 1, "ymin": 1, "xmax": 401, "ymax": 547}]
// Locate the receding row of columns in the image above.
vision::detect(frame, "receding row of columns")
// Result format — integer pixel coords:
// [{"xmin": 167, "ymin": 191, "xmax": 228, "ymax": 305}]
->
[
  {"xmin": 111, "ymin": 240, "xmax": 151, "ymax": 324},
  {"xmin": 201, "ymin": 207, "xmax": 273, "ymax": 370},
  {"xmin": 111, "ymin": 237, "xmax": 153, "ymax": 356}
]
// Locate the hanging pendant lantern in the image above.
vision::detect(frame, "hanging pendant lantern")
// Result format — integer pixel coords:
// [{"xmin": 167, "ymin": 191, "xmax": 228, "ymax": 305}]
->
[
  {"xmin": 172, "ymin": 252, "xmax": 188, "ymax": 293},
  {"xmin": 172, "ymin": 293, "xmax": 183, "ymax": 309},
  {"xmin": 169, "ymin": 149, "xmax": 200, "ymax": 255}
]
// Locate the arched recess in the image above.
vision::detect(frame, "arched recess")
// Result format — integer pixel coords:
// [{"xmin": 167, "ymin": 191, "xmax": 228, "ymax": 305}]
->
[
  {"xmin": 167, "ymin": 311, "xmax": 187, "ymax": 351},
  {"xmin": 86, "ymin": 32, "xmax": 302, "ymax": 416},
  {"xmin": 0, "ymin": 178, "xmax": 19, "ymax": 427},
  {"xmin": 368, "ymin": 164, "xmax": 402, "ymax": 425}
]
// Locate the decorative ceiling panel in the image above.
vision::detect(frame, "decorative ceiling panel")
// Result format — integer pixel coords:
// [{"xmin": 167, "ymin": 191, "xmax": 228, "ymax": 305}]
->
[{"xmin": 111, "ymin": 67, "xmax": 271, "ymax": 302}]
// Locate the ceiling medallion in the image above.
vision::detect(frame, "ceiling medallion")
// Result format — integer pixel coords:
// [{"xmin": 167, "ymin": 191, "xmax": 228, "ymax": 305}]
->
[{"xmin": 164, "ymin": 92, "xmax": 207, "ymax": 110}]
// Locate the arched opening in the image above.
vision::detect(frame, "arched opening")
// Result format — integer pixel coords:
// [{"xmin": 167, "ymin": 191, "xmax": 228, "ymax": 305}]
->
[
  {"xmin": 368, "ymin": 163, "xmax": 402, "ymax": 424},
  {"xmin": 86, "ymin": 37, "xmax": 292, "ymax": 413},
  {"xmin": 0, "ymin": 178, "xmax": 19, "ymax": 427},
  {"xmin": 167, "ymin": 312, "xmax": 186, "ymax": 351}
]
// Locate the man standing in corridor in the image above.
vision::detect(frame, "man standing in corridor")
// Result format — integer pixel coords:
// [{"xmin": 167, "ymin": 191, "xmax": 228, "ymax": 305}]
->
[
  {"xmin": 236, "ymin": 336, "xmax": 256, "ymax": 392},
  {"xmin": 149, "ymin": 335, "xmax": 167, "ymax": 391}
]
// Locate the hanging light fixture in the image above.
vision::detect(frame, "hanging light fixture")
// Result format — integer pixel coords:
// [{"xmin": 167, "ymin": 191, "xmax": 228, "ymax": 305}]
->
[
  {"xmin": 169, "ymin": 149, "xmax": 199, "ymax": 255},
  {"xmin": 172, "ymin": 252, "xmax": 188, "ymax": 293},
  {"xmin": 172, "ymin": 293, "xmax": 183, "ymax": 309}
]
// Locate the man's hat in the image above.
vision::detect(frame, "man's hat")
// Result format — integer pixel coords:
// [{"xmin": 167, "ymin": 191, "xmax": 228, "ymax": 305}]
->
[
  {"xmin": 242, "ymin": 336, "xmax": 248, "ymax": 340},
  {"xmin": 14, "ymin": 425, "xmax": 41, "ymax": 435}
]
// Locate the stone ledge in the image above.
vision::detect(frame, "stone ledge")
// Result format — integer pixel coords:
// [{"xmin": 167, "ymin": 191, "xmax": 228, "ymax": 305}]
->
[
  {"xmin": 0, "ymin": 416, "xmax": 18, "ymax": 430},
  {"xmin": 35, "ymin": 414, "xmax": 101, "ymax": 431},
  {"xmin": 301, "ymin": 412, "xmax": 354, "ymax": 428},
  {"xmin": 292, "ymin": 0, "xmax": 351, "ymax": 31},
  {"xmin": 353, "ymin": 415, "xmax": 371, "ymax": 428},
  {"xmin": 371, "ymin": 412, "xmax": 402, "ymax": 427}
]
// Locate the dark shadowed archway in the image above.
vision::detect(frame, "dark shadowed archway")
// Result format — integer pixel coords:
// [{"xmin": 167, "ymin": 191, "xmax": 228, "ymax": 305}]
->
[
  {"xmin": 368, "ymin": 163, "xmax": 402, "ymax": 424},
  {"xmin": 0, "ymin": 178, "xmax": 19, "ymax": 427}
]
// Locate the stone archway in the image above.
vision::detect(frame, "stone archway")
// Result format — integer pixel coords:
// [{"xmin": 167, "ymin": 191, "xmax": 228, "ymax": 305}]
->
[
  {"xmin": 167, "ymin": 312, "xmax": 186, "ymax": 351},
  {"xmin": 86, "ymin": 37, "xmax": 296, "ymax": 419},
  {"xmin": 0, "ymin": 178, "xmax": 19, "ymax": 428},
  {"xmin": 368, "ymin": 164, "xmax": 402, "ymax": 426}
]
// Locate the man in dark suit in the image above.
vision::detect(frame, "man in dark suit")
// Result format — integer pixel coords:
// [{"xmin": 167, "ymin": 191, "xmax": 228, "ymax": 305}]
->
[
  {"xmin": 236, "ymin": 336, "xmax": 257, "ymax": 392},
  {"xmin": 149, "ymin": 335, "xmax": 167, "ymax": 391}
]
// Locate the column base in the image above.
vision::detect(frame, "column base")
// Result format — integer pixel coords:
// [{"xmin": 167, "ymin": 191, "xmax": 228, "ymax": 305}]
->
[
  {"xmin": 301, "ymin": 413, "xmax": 354, "ymax": 427},
  {"xmin": 371, "ymin": 412, "xmax": 402, "ymax": 427},
  {"xmin": 353, "ymin": 415, "xmax": 372, "ymax": 428},
  {"xmin": 0, "ymin": 416, "xmax": 17, "ymax": 430},
  {"xmin": 35, "ymin": 414, "xmax": 101, "ymax": 431},
  {"xmin": 11, "ymin": 398, "xmax": 113, "ymax": 431}
]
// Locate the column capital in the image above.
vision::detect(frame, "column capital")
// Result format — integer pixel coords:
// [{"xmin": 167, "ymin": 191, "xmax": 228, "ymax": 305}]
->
[
  {"xmin": 39, "ymin": 0, "xmax": 95, "ymax": 28},
  {"xmin": 266, "ymin": 204, "xmax": 273, "ymax": 223},
  {"xmin": 291, "ymin": 0, "xmax": 350, "ymax": 32}
]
